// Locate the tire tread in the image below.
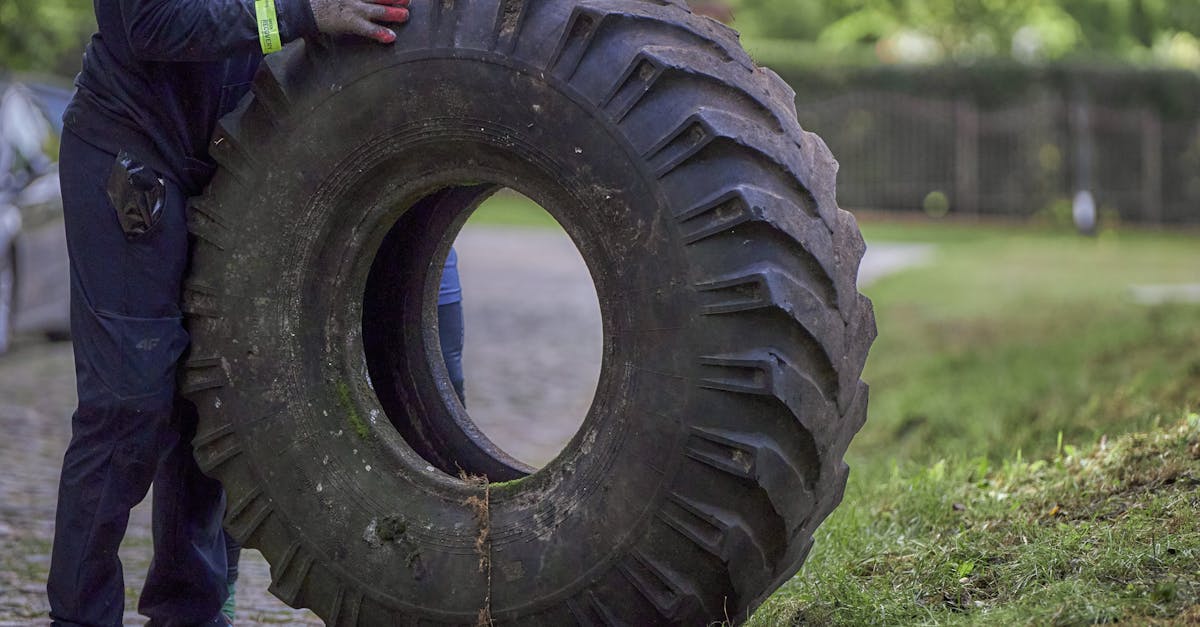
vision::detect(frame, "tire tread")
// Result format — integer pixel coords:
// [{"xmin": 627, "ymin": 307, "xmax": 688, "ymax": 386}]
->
[{"xmin": 185, "ymin": 0, "xmax": 875, "ymax": 623}]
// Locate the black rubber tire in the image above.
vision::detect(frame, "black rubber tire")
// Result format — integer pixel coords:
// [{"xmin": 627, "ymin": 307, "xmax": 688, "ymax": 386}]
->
[{"xmin": 182, "ymin": 1, "xmax": 876, "ymax": 624}]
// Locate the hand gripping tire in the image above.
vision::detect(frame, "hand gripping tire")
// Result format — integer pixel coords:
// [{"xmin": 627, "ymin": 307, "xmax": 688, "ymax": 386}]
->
[{"xmin": 182, "ymin": 1, "xmax": 877, "ymax": 624}]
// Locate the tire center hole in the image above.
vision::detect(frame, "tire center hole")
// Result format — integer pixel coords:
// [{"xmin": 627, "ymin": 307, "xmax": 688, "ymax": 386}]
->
[{"xmin": 441, "ymin": 190, "xmax": 602, "ymax": 470}]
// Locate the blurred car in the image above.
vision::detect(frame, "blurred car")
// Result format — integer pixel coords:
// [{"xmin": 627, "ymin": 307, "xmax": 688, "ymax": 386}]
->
[{"xmin": 0, "ymin": 80, "xmax": 72, "ymax": 354}]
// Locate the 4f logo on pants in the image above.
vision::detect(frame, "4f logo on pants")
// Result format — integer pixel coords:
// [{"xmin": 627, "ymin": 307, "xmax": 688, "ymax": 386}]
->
[{"xmin": 136, "ymin": 337, "xmax": 160, "ymax": 352}]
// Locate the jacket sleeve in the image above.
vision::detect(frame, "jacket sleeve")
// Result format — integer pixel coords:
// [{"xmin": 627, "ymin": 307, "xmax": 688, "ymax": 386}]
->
[{"xmin": 120, "ymin": 0, "xmax": 319, "ymax": 61}]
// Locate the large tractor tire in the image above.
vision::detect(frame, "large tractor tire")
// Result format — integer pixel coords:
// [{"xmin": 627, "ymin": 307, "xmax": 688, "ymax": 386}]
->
[{"xmin": 182, "ymin": 0, "xmax": 876, "ymax": 624}]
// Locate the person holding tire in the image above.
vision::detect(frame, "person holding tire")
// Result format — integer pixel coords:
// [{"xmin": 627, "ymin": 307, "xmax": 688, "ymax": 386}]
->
[
  {"xmin": 179, "ymin": 0, "xmax": 877, "ymax": 620},
  {"xmin": 47, "ymin": 0, "xmax": 414, "ymax": 624},
  {"xmin": 49, "ymin": 0, "xmax": 877, "ymax": 623}
]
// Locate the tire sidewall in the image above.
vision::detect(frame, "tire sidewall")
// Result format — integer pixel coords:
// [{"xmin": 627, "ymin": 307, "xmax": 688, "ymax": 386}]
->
[{"xmin": 194, "ymin": 53, "xmax": 702, "ymax": 616}]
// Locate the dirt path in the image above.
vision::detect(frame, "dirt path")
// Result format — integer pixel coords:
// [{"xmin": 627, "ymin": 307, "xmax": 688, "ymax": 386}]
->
[
  {"xmin": 0, "ymin": 227, "xmax": 927, "ymax": 624},
  {"xmin": 858, "ymin": 242, "xmax": 933, "ymax": 287}
]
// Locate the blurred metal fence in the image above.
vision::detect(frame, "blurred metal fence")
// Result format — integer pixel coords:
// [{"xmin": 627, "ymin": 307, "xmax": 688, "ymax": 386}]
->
[{"xmin": 796, "ymin": 92, "xmax": 1200, "ymax": 224}]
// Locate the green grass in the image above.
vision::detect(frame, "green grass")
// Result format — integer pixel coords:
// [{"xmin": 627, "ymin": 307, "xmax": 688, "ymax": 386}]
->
[
  {"xmin": 751, "ymin": 415, "xmax": 1200, "ymax": 626},
  {"xmin": 757, "ymin": 218, "xmax": 1200, "ymax": 624},
  {"xmin": 854, "ymin": 220, "xmax": 1200, "ymax": 464},
  {"xmin": 463, "ymin": 191, "xmax": 560, "ymax": 228}
]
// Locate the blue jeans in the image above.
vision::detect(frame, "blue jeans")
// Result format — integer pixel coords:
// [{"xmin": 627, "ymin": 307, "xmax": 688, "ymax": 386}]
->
[
  {"xmin": 48, "ymin": 131, "xmax": 228, "ymax": 626},
  {"xmin": 438, "ymin": 300, "xmax": 466, "ymax": 404}
]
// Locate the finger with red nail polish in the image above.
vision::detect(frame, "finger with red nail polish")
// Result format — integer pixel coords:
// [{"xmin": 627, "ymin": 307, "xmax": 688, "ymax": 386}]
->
[{"xmin": 310, "ymin": 0, "xmax": 411, "ymax": 44}]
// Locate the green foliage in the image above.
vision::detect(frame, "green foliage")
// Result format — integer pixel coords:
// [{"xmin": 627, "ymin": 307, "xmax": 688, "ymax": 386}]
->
[
  {"xmin": 734, "ymin": 0, "xmax": 1200, "ymax": 66},
  {"xmin": 0, "ymin": 0, "xmax": 94, "ymax": 76},
  {"xmin": 735, "ymin": 0, "xmax": 849, "ymax": 41},
  {"xmin": 2, "ymin": 0, "xmax": 1198, "ymax": 76},
  {"xmin": 821, "ymin": 0, "xmax": 1081, "ymax": 61}
]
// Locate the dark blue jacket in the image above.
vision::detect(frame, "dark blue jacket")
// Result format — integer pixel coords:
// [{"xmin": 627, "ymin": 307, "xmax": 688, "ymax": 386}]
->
[{"xmin": 64, "ymin": 0, "xmax": 318, "ymax": 195}]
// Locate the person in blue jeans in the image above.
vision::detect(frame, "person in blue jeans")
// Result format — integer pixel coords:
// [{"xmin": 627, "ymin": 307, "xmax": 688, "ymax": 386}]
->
[
  {"xmin": 220, "ymin": 256, "xmax": 465, "ymax": 619},
  {"xmin": 438, "ymin": 248, "xmax": 467, "ymax": 403},
  {"xmin": 48, "ymin": 0, "xmax": 414, "ymax": 624}
]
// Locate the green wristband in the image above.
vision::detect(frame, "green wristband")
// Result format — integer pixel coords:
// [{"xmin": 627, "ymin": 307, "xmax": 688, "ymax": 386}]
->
[{"xmin": 255, "ymin": 0, "xmax": 283, "ymax": 54}]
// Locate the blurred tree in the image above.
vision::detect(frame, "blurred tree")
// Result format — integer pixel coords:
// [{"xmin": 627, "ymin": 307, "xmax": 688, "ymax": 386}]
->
[
  {"xmin": 733, "ymin": 0, "xmax": 1200, "ymax": 66},
  {"xmin": 736, "ymin": 0, "xmax": 847, "ymax": 41},
  {"xmin": 690, "ymin": 1, "xmax": 736, "ymax": 24},
  {"xmin": 0, "ymin": 0, "xmax": 95, "ymax": 76},
  {"xmin": 0, "ymin": 0, "xmax": 1197, "ymax": 75}
]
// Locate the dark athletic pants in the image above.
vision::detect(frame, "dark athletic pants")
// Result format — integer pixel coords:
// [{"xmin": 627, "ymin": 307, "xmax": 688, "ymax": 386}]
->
[{"xmin": 48, "ymin": 130, "xmax": 227, "ymax": 626}]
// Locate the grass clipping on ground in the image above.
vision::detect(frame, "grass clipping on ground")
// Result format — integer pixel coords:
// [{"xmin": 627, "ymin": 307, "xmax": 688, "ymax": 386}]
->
[{"xmin": 754, "ymin": 415, "xmax": 1200, "ymax": 626}]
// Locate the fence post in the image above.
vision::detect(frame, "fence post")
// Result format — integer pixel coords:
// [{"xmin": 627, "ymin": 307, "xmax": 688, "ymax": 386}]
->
[
  {"xmin": 1069, "ymin": 88, "xmax": 1097, "ymax": 235},
  {"xmin": 954, "ymin": 100, "xmax": 979, "ymax": 217},
  {"xmin": 1140, "ymin": 109, "xmax": 1163, "ymax": 226}
]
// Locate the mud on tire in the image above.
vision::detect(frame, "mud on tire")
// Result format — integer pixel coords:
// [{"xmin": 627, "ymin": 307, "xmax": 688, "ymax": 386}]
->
[{"xmin": 183, "ymin": 1, "xmax": 877, "ymax": 624}]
